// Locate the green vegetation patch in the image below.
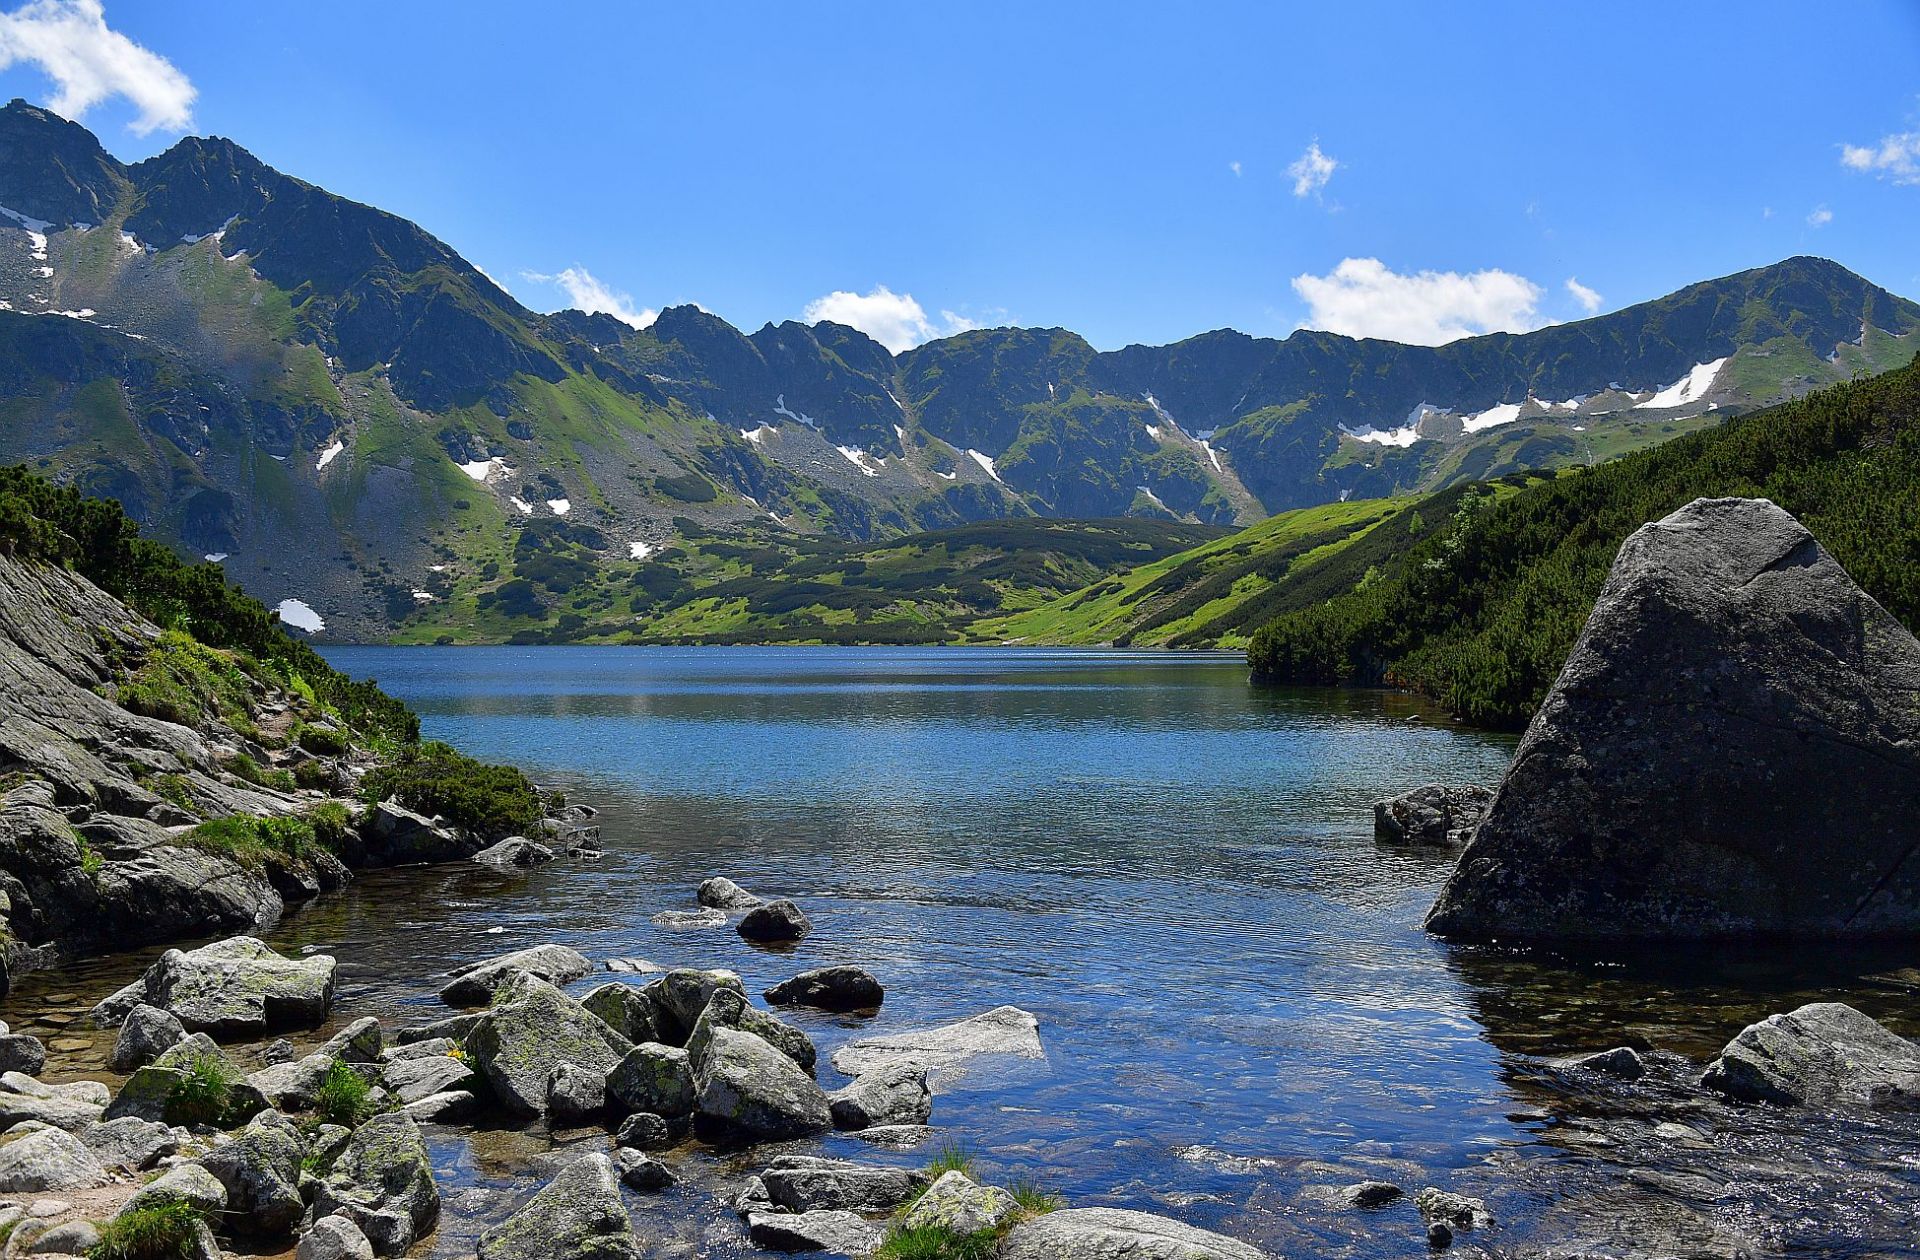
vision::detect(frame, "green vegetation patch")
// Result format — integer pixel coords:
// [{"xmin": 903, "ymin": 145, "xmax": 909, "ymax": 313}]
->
[
  {"xmin": 360, "ymin": 740, "xmax": 542, "ymax": 837},
  {"xmin": 86, "ymin": 1199, "xmax": 207, "ymax": 1260},
  {"xmin": 180, "ymin": 813, "xmax": 329, "ymax": 873}
]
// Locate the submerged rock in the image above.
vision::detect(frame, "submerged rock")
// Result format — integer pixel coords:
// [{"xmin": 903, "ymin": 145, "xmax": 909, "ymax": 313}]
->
[
  {"xmin": 832, "ymin": 1005, "xmax": 1043, "ymax": 1080},
  {"xmin": 698, "ymin": 876, "xmax": 764, "ymax": 910},
  {"xmin": 1414, "ymin": 1188, "xmax": 1492, "ymax": 1234},
  {"xmin": 92, "ymin": 935, "xmax": 336, "ymax": 1036},
  {"xmin": 1567, "ymin": 1046, "xmax": 1646, "ymax": 1080},
  {"xmin": 738, "ymin": 899, "xmax": 811, "ymax": 944},
  {"xmin": 1427, "ymin": 498, "xmax": 1920, "ymax": 940},
  {"xmin": 651, "ymin": 908, "xmax": 727, "ymax": 930},
  {"xmin": 612, "ymin": 1147, "xmax": 674, "ymax": 1192},
  {"xmin": 999, "ymin": 1208, "xmax": 1267, "ymax": 1260},
  {"xmin": 1703, "ymin": 1001, "xmax": 1920, "ymax": 1107},
  {"xmin": 440, "ymin": 943, "xmax": 593, "ymax": 1007},
  {"xmin": 765, "ymin": 966, "xmax": 884, "ymax": 1012},
  {"xmin": 1372, "ymin": 784, "xmax": 1492, "ymax": 847},
  {"xmin": 477, "ymin": 1152, "xmax": 642, "ymax": 1260}
]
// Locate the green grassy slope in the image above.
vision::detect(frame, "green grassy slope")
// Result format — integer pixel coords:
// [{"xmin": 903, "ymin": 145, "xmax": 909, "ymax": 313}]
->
[{"xmin": 1245, "ymin": 358, "xmax": 1920, "ymax": 727}]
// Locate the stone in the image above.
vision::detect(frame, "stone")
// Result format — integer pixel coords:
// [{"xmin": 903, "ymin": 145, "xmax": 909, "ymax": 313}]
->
[
  {"xmin": 261, "ymin": 1038, "xmax": 297, "ymax": 1065},
  {"xmin": 248, "ymin": 1052, "xmax": 338, "ymax": 1111},
  {"xmin": 580, "ymin": 983, "xmax": 660, "ymax": 1044},
  {"xmin": 650, "ymin": 908, "xmax": 726, "ymax": 929},
  {"xmin": 832, "ymin": 1006, "xmax": 1044, "ymax": 1079},
  {"xmin": 548, "ymin": 1060, "xmax": 607, "ymax": 1124},
  {"xmin": 297, "ymin": 1215, "xmax": 376, "ymax": 1260},
  {"xmin": 828, "ymin": 1063, "xmax": 932, "ymax": 1130},
  {"xmin": 199, "ymin": 1110, "xmax": 306, "ymax": 1236},
  {"xmin": 1426, "ymin": 498, "xmax": 1920, "ymax": 940},
  {"xmin": 613, "ymin": 1111, "xmax": 673, "ymax": 1150},
  {"xmin": 472, "ymin": 836, "xmax": 556, "ymax": 869},
  {"xmin": 322, "ymin": 1017, "xmax": 384, "ymax": 1064},
  {"xmin": 612, "ymin": 1147, "xmax": 675, "ymax": 1192},
  {"xmin": 360, "ymin": 799, "xmax": 477, "ymax": 866},
  {"xmin": 766, "ymin": 966, "xmax": 884, "ymax": 1012},
  {"xmin": 1568, "ymin": 1046, "xmax": 1646, "ymax": 1080},
  {"xmin": 382, "ymin": 1037, "xmax": 456, "ymax": 1061},
  {"xmin": 899, "ymin": 1171, "xmax": 1017, "ymax": 1234},
  {"xmin": 643, "ymin": 968, "xmax": 746, "ymax": 1044},
  {"xmin": 761, "ymin": 1155, "xmax": 929, "ymax": 1214},
  {"xmin": 1414, "ymin": 1188, "xmax": 1492, "ymax": 1232},
  {"xmin": 464, "ymin": 972, "xmax": 631, "ymax": 1118},
  {"xmin": 391, "ymin": 1013, "xmax": 484, "ymax": 1046},
  {"xmin": 691, "ymin": 1025, "xmax": 832, "ymax": 1140},
  {"xmin": 605, "ymin": 1043, "xmax": 695, "ymax": 1119},
  {"xmin": 735, "ymin": 1174, "xmax": 775, "ymax": 1215},
  {"xmin": 77, "ymin": 1115, "xmax": 179, "ymax": 1169},
  {"xmin": 0, "ymin": 1035, "xmax": 46, "ymax": 1076},
  {"xmin": 747, "ymin": 1210, "xmax": 884, "ymax": 1255},
  {"xmin": 690, "ymin": 987, "xmax": 816, "ymax": 1074},
  {"xmin": 440, "ymin": 943, "xmax": 593, "ymax": 1007},
  {"xmin": 999, "ymin": 1209, "xmax": 1268, "ymax": 1260},
  {"xmin": 1702, "ymin": 1001, "xmax": 1920, "ymax": 1107},
  {"xmin": 698, "ymin": 876, "xmax": 764, "ymax": 910},
  {"xmin": 603, "ymin": 958, "xmax": 662, "ymax": 975},
  {"xmin": 476, "ymin": 1152, "xmax": 643, "ymax": 1260},
  {"xmin": 0, "ymin": 1128, "xmax": 108, "ymax": 1191},
  {"xmin": 1342, "ymin": 1180, "xmax": 1403, "ymax": 1209},
  {"xmin": 402, "ymin": 1090, "xmax": 477, "ymax": 1122},
  {"xmin": 91, "ymin": 936, "xmax": 336, "ymax": 1036},
  {"xmin": 852, "ymin": 1125, "xmax": 935, "ymax": 1150},
  {"xmin": 737, "ymin": 899, "xmax": 811, "ymax": 944},
  {"xmin": 381, "ymin": 1054, "xmax": 478, "ymax": 1104},
  {"xmin": 1372, "ymin": 784, "xmax": 1492, "ymax": 847},
  {"xmin": 310, "ymin": 1111, "xmax": 439, "ymax": 1256},
  {"xmin": 0, "ymin": 1079, "xmax": 104, "ymax": 1132},
  {"xmin": 110, "ymin": 1004, "xmax": 185, "ymax": 1072},
  {"xmin": 23, "ymin": 1220, "xmax": 98, "ymax": 1254},
  {"xmin": 123, "ymin": 1160, "xmax": 228, "ymax": 1215}
]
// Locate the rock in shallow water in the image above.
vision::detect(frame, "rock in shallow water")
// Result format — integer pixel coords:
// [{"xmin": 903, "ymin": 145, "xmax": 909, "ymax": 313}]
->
[
  {"xmin": 1373, "ymin": 784, "xmax": 1491, "ymax": 847},
  {"xmin": 766, "ymin": 966, "xmax": 884, "ymax": 1012},
  {"xmin": 477, "ymin": 1152, "xmax": 642, "ymax": 1260},
  {"xmin": 109, "ymin": 1003, "xmax": 184, "ymax": 1072},
  {"xmin": 465, "ymin": 972, "xmax": 631, "ymax": 1118},
  {"xmin": 737, "ymin": 899, "xmax": 812, "ymax": 944},
  {"xmin": 698, "ymin": 876, "xmax": 764, "ymax": 910},
  {"xmin": 999, "ymin": 1208, "xmax": 1267, "ymax": 1260},
  {"xmin": 1427, "ymin": 497, "xmax": 1920, "ymax": 941},
  {"xmin": 898, "ymin": 1170, "xmax": 1015, "ymax": 1234},
  {"xmin": 831, "ymin": 1005, "xmax": 1043, "ymax": 1080},
  {"xmin": 92, "ymin": 935, "xmax": 336, "ymax": 1036},
  {"xmin": 828, "ymin": 1062, "xmax": 932, "ymax": 1130},
  {"xmin": 760, "ymin": 1155, "xmax": 928, "ymax": 1214},
  {"xmin": 440, "ymin": 943, "xmax": 593, "ymax": 1007},
  {"xmin": 1702, "ymin": 1001, "xmax": 1920, "ymax": 1108},
  {"xmin": 310, "ymin": 1111, "xmax": 440, "ymax": 1256},
  {"xmin": 747, "ymin": 1209, "xmax": 884, "ymax": 1255}
]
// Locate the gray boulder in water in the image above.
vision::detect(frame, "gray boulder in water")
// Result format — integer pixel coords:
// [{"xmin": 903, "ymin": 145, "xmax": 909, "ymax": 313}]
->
[
  {"xmin": 765, "ymin": 966, "xmax": 885, "ymax": 1012},
  {"xmin": 1702, "ymin": 1002, "xmax": 1920, "ymax": 1108},
  {"xmin": 477, "ymin": 1152, "xmax": 642, "ymax": 1260},
  {"xmin": 92, "ymin": 936, "xmax": 336, "ymax": 1036},
  {"xmin": 698, "ymin": 876, "xmax": 764, "ymax": 910},
  {"xmin": 1427, "ymin": 498, "xmax": 1920, "ymax": 940},
  {"xmin": 999, "ymin": 1209, "xmax": 1268, "ymax": 1260},
  {"xmin": 1372, "ymin": 784, "xmax": 1492, "ymax": 847},
  {"xmin": 309, "ymin": 1111, "xmax": 440, "ymax": 1256},
  {"xmin": 737, "ymin": 899, "xmax": 811, "ymax": 944}
]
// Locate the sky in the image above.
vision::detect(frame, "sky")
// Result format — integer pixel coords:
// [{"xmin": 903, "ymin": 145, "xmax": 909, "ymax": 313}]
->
[{"xmin": 1, "ymin": 1, "xmax": 1917, "ymax": 352}]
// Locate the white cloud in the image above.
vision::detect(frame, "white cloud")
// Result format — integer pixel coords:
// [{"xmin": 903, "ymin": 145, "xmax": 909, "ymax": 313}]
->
[
  {"xmin": 523, "ymin": 266, "xmax": 656, "ymax": 329},
  {"xmin": 1841, "ymin": 131, "xmax": 1920, "ymax": 185},
  {"xmin": 1806, "ymin": 205, "xmax": 1833, "ymax": 228},
  {"xmin": 1292, "ymin": 257, "xmax": 1545, "ymax": 345},
  {"xmin": 1228, "ymin": 160, "xmax": 1242, "ymax": 177},
  {"xmin": 802, "ymin": 284, "xmax": 976, "ymax": 353},
  {"xmin": 1565, "ymin": 277, "xmax": 1603, "ymax": 315},
  {"xmin": 0, "ymin": 0, "xmax": 193, "ymax": 134},
  {"xmin": 1286, "ymin": 140, "xmax": 1337, "ymax": 199}
]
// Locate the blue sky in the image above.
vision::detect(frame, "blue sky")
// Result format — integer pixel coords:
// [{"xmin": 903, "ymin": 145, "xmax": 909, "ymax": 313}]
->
[{"xmin": 3, "ymin": 1, "xmax": 1917, "ymax": 351}]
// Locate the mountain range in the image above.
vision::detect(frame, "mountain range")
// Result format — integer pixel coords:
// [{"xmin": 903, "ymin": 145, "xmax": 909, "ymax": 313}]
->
[{"xmin": 0, "ymin": 98, "xmax": 1915, "ymax": 638}]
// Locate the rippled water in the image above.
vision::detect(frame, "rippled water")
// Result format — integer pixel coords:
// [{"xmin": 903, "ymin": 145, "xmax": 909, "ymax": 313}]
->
[{"xmin": 13, "ymin": 648, "xmax": 1920, "ymax": 1257}]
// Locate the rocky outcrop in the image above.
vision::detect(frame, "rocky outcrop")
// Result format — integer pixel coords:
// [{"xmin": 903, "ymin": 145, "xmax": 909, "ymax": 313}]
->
[
  {"xmin": 1703, "ymin": 1002, "xmax": 1920, "ymax": 1107},
  {"xmin": 476, "ymin": 1152, "xmax": 643, "ymax": 1260},
  {"xmin": 1428, "ymin": 498, "xmax": 1920, "ymax": 940},
  {"xmin": 999, "ymin": 1209, "xmax": 1268, "ymax": 1260},
  {"xmin": 766, "ymin": 966, "xmax": 884, "ymax": 1012},
  {"xmin": 1372, "ymin": 784, "xmax": 1492, "ymax": 847},
  {"xmin": 92, "ymin": 936, "xmax": 336, "ymax": 1036}
]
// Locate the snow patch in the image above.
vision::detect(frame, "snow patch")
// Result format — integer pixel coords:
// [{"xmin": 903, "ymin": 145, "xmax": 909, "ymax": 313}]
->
[
  {"xmin": 837, "ymin": 445, "xmax": 884, "ymax": 477},
  {"xmin": 629, "ymin": 541, "xmax": 660, "ymax": 561},
  {"xmin": 458, "ymin": 457, "xmax": 504, "ymax": 482},
  {"xmin": 1197, "ymin": 439, "xmax": 1224, "ymax": 473},
  {"xmin": 1145, "ymin": 424, "xmax": 1164, "ymax": 441},
  {"xmin": 411, "ymin": 590, "xmax": 434, "ymax": 603},
  {"xmin": 0, "ymin": 206, "xmax": 52, "ymax": 233},
  {"xmin": 966, "ymin": 449, "xmax": 1003, "ymax": 482},
  {"xmin": 50, "ymin": 309, "xmax": 96, "ymax": 320},
  {"xmin": 117, "ymin": 230, "xmax": 145, "ymax": 255},
  {"xmin": 509, "ymin": 497, "xmax": 534, "ymax": 516},
  {"xmin": 885, "ymin": 387, "xmax": 906, "ymax": 412},
  {"xmin": 203, "ymin": 553, "xmax": 228, "ymax": 563},
  {"xmin": 1462, "ymin": 402, "xmax": 1522, "ymax": 433},
  {"xmin": 1136, "ymin": 485, "xmax": 1167, "ymax": 510},
  {"xmin": 316, "ymin": 440, "xmax": 344, "ymax": 471},
  {"xmin": 772, "ymin": 394, "xmax": 819, "ymax": 429},
  {"xmin": 547, "ymin": 498, "xmax": 571, "ymax": 516},
  {"xmin": 934, "ymin": 469, "xmax": 957, "ymax": 480},
  {"xmin": 893, "ymin": 424, "xmax": 908, "ymax": 444},
  {"xmin": 740, "ymin": 424, "xmax": 777, "ymax": 446},
  {"xmin": 275, "ymin": 599, "xmax": 326, "ymax": 633},
  {"xmin": 181, "ymin": 216, "xmax": 238, "ymax": 246},
  {"xmin": 1635, "ymin": 358, "xmax": 1728, "ymax": 410},
  {"xmin": 1340, "ymin": 424, "xmax": 1423, "ymax": 448}
]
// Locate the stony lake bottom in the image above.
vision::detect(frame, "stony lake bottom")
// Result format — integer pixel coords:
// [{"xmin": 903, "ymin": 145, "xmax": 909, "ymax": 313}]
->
[{"xmin": 11, "ymin": 647, "xmax": 1920, "ymax": 1258}]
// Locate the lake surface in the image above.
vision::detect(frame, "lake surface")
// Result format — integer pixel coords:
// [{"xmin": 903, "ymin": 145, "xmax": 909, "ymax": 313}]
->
[{"xmin": 15, "ymin": 647, "xmax": 1920, "ymax": 1257}]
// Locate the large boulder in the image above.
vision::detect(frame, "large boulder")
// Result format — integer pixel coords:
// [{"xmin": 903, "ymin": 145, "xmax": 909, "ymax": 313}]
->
[
  {"xmin": 643, "ymin": 968, "xmax": 746, "ymax": 1044},
  {"xmin": 122, "ymin": 1160, "xmax": 228, "ymax": 1216},
  {"xmin": 105, "ymin": 1035, "xmax": 268, "ymax": 1128},
  {"xmin": 738, "ymin": 899, "xmax": 811, "ymax": 944},
  {"xmin": 760, "ymin": 1155, "xmax": 928, "ymax": 1214},
  {"xmin": 109, "ymin": 1003, "xmax": 185, "ymax": 1071},
  {"xmin": 999, "ymin": 1209, "xmax": 1268, "ymax": 1260},
  {"xmin": 832, "ymin": 1006, "xmax": 1043, "ymax": 1081},
  {"xmin": 747, "ymin": 1210, "xmax": 884, "ymax": 1255},
  {"xmin": 0, "ymin": 1034, "xmax": 45, "ymax": 1075},
  {"xmin": 0, "ymin": 1075, "xmax": 102, "ymax": 1131},
  {"xmin": 472, "ymin": 836, "xmax": 556, "ymax": 870},
  {"xmin": 1702, "ymin": 1002, "xmax": 1920, "ymax": 1107},
  {"xmin": 828, "ymin": 1062, "xmax": 932, "ymax": 1130},
  {"xmin": 1372, "ymin": 784, "xmax": 1492, "ymax": 847},
  {"xmin": 580, "ymin": 983, "xmax": 661, "ymax": 1044},
  {"xmin": 898, "ymin": 1170, "xmax": 1015, "ymax": 1234},
  {"xmin": 440, "ymin": 943, "xmax": 593, "ymax": 1006},
  {"xmin": 1427, "ymin": 498, "xmax": 1920, "ymax": 940},
  {"xmin": 297, "ymin": 1215, "xmax": 376, "ymax": 1260},
  {"xmin": 92, "ymin": 936, "xmax": 336, "ymax": 1036},
  {"xmin": 309, "ymin": 1111, "xmax": 440, "ymax": 1256},
  {"xmin": 605, "ymin": 1043, "xmax": 696, "ymax": 1119},
  {"xmin": 692, "ymin": 987, "xmax": 816, "ymax": 1074},
  {"xmin": 766, "ymin": 966, "xmax": 884, "ymax": 1012},
  {"xmin": 360, "ymin": 800, "xmax": 478, "ymax": 866},
  {"xmin": 79, "ymin": 1115, "xmax": 181, "ymax": 1170},
  {"xmin": 0, "ymin": 1127, "xmax": 109, "ymax": 1191},
  {"xmin": 477, "ymin": 1152, "xmax": 643, "ymax": 1260},
  {"xmin": 464, "ymin": 972, "xmax": 631, "ymax": 1117},
  {"xmin": 692, "ymin": 1026, "xmax": 832, "ymax": 1140},
  {"xmin": 198, "ymin": 1110, "xmax": 307, "ymax": 1236},
  {"xmin": 381, "ymin": 1054, "xmax": 479, "ymax": 1105}
]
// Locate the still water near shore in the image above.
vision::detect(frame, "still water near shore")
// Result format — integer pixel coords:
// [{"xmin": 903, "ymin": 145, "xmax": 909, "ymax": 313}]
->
[{"xmin": 12, "ymin": 647, "xmax": 1920, "ymax": 1256}]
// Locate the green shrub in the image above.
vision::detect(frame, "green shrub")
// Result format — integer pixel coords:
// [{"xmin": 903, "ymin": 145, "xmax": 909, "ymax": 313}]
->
[
  {"xmin": 153, "ymin": 774, "xmax": 196, "ymax": 812},
  {"xmin": 293, "ymin": 760, "xmax": 332, "ymax": 790},
  {"xmin": 225, "ymin": 754, "xmax": 295, "ymax": 793},
  {"xmin": 360, "ymin": 741, "xmax": 542, "ymax": 838},
  {"xmin": 86, "ymin": 1199, "xmax": 206, "ymax": 1260},
  {"xmin": 308, "ymin": 802, "xmax": 355, "ymax": 851},
  {"xmin": 166, "ymin": 1054, "xmax": 236, "ymax": 1127},
  {"xmin": 181, "ymin": 814, "xmax": 324, "ymax": 872},
  {"xmin": 296, "ymin": 723, "xmax": 348, "ymax": 756},
  {"xmin": 312, "ymin": 1061, "xmax": 375, "ymax": 1127}
]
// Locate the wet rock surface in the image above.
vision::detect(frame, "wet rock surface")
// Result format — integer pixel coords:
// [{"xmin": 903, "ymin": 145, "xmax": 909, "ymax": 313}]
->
[{"xmin": 1372, "ymin": 784, "xmax": 1492, "ymax": 847}]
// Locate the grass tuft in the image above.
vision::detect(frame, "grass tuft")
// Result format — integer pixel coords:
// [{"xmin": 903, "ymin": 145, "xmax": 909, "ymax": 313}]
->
[
  {"xmin": 86, "ymin": 1199, "xmax": 206, "ymax": 1260},
  {"xmin": 165, "ymin": 1053, "xmax": 237, "ymax": 1128},
  {"xmin": 311, "ymin": 1061, "xmax": 375, "ymax": 1128}
]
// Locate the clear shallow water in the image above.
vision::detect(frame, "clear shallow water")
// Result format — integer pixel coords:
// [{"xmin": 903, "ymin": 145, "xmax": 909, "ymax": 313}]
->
[{"xmin": 14, "ymin": 647, "xmax": 1920, "ymax": 1257}]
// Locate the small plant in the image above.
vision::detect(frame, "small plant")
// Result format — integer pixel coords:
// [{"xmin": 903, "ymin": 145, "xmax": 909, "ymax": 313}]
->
[
  {"xmin": 86, "ymin": 1199, "xmax": 206, "ymax": 1259},
  {"xmin": 296, "ymin": 723, "xmax": 348, "ymax": 756},
  {"xmin": 311, "ymin": 1061, "xmax": 374, "ymax": 1127},
  {"xmin": 166, "ymin": 1053, "xmax": 236, "ymax": 1127},
  {"xmin": 307, "ymin": 801, "xmax": 354, "ymax": 850},
  {"xmin": 181, "ymin": 814, "xmax": 321, "ymax": 872},
  {"xmin": 1009, "ymin": 1181, "xmax": 1063, "ymax": 1216},
  {"xmin": 77, "ymin": 837, "xmax": 104, "ymax": 879},
  {"xmin": 153, "ymin": 774, "xmax": 196, "ymax": 812},
  {"xmin": 294, "ymin": 760, "xmax": 333, "ymax": 790},
  {"xmin": 228, "ymin": 754, "xmax": 296, "ymax": 793},
  {"xmin": 925, "ymin": 1141, "xmax": 974, "ymax": 1179},
  {"xmin": 875, "ymin": 1226, "xmax": 999, "ymax": 1260}
]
